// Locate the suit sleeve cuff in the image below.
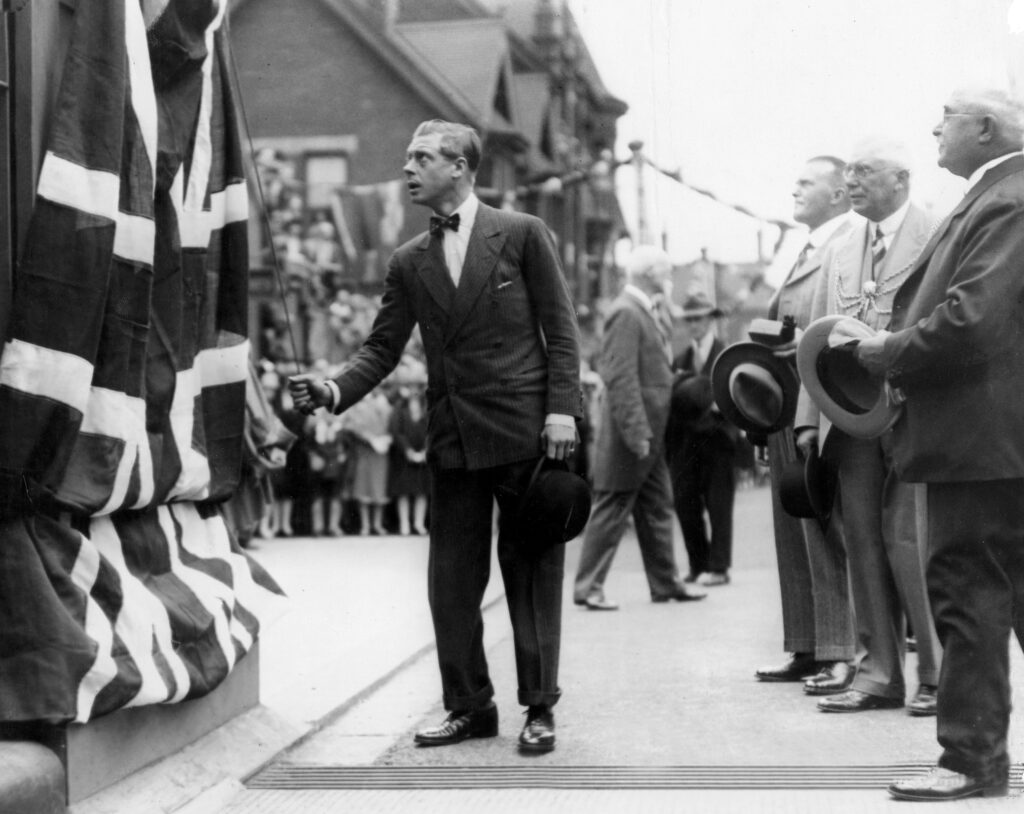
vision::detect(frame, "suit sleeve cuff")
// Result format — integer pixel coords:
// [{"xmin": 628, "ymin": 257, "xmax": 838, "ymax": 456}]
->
[
  {"xmin": 324, "ymin": 379, "xmax": 341, "ymax": 412},
  {"xmin": 544, "ymin": 413, "xmax": 575, "ymax": 428}
]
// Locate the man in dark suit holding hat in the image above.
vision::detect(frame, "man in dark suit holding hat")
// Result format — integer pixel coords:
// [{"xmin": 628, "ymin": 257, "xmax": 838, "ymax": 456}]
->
[
  {"xmin": 794, "ymin": 137, "xmax": 941, "ymax": 716},
  {"xmin": 289, "ymin": 120, "xmax": 581, "ymax": 754},
  {"xmin": 853, "ymin": 86, "xmax": 1024, "ymax": 802},
  {"xmin": 666, "ymin": 290, "xmax": 738, "ymax": 587},
  {"xmin": 573, "ymin": 246, "xmax": 706, "ymax": 610},
  {"xmin": 754, "ymin": 157, "xmax": 857, "ymax": 694}
]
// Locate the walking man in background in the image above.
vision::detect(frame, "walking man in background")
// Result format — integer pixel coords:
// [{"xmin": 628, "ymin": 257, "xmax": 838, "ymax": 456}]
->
[
  {"xmin": 290, "ymin": 119, "xmax": 581, "ymax": 754},
  {"xmin": 755, "ymin": 156, "xmax": 857, "ymax": 695},
  {"xmin": 794, "ymin": 137, "xmax": 941, "ymax": 715},
  {"xmin": 573, "ymin": 246, "xmax": 706, "ymax": 610},
  {"xmin": 853, "ymin": 86, "xmax": 1024, "ymax": 802}
]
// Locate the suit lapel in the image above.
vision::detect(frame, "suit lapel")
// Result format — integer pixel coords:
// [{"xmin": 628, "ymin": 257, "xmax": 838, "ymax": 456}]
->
[
  {"xmin": 446, "ymin": 205, "xmax": 505, "ymax": 341},
  {"xmin": 414, "ymin": 231, "xmax": 455, "ymax": 314},
  {"xmin": 883, "ymin": 204, "xmax": 932, "ymax": 278}
]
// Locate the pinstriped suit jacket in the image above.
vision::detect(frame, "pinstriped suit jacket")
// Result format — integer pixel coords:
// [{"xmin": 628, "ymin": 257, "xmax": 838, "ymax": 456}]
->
[{"xmin": 331, "ymin": 203, "xmax": 582, "ymax": 470}]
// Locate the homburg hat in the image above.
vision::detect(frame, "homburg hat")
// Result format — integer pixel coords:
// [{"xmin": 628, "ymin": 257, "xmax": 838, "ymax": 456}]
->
[
  {"xmin": 711, "ymin": 342, "xmax": 800, "ymax": 435},
  {"xmin": 796, "ymin": 315, "xmax": 902, "ymax": 439},
  {"xmin": 514, "ymin": 457, "xmax": 592, "ymax": 549},
  {"xmin": 679, "ymin": 291, "xmax": 725, "ymax": 318}
]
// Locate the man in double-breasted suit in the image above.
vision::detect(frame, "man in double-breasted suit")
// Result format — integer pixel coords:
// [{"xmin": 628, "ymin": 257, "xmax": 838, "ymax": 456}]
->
[
  {"xmin": 290, "ymin": 120, "xmax": 581, "ymax": 755},
  {"xmin": 794, "ymin": 137, "xmax": 941, "ymax": 715},
  {"xmin": 573, "ymin": 246, "xmax": 705, "ymax": 610},
  {"xmin": 754, "ymin": 156, "xmax": 857, "ymax": 692},
  {"xmin": 855, "ymin": 87, "xmax": 1024, "ymax": 802}
]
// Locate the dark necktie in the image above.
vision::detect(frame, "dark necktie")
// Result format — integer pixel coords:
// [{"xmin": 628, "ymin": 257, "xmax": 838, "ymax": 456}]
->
[
  {"xmin": 871, "ymin": 224, "xmax": 886, "ymax": 276},
  {"xmin": 429, "ymin": 213, "xmax": 460, "ymax": 238},
  {"xmin": 650, "ymin": 294, "xmax": 674, "ymax": 362},
  {"xmin": 792, "ymin": 241, "xmax": 813, "ymax": 274}
]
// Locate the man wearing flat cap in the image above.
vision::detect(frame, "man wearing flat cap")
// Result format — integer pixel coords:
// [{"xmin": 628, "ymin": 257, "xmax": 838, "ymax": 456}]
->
[
  {"xmin": 573, "ymin": 245, "xmax": 705, "ymax": 610},
  {"xmin": 666, "ymin": 290, "xmax": 738, "ymax": 588},
  {"xmin": 754, "ymin": 156, "xmax": 857, "ymax": 694},
  {"xmin": 794, "ymin": 137, "xmax": 941, "ymax": 716},
  {"xmin": 854, "ymin": 86, "xmax": 1024, "ymax": 802}
]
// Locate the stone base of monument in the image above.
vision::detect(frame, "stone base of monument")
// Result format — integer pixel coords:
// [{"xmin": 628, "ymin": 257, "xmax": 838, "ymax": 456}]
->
[{"xmin": 1, "ymin": 643, "xmax": 260, "ymax": 806}]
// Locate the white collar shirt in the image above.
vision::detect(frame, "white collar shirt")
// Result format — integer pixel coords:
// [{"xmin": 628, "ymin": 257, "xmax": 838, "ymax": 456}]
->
[
  {"xmin": 966, "ymin": 151, "xmax": 1023, "ymax": 192},
  {"xmin": 440, "ymin": 193, "xmax": 478, "ymax": 287}
]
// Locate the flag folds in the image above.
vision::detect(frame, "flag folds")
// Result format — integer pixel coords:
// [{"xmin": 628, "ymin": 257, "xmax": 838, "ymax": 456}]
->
[{"xmin": 0, "ymin": 0, "xmax": 283, "ymax": 723}]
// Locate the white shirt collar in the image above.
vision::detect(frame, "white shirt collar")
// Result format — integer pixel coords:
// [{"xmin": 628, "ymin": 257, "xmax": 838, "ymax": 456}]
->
[
  {"xmin": 966, "ymin": 151, "xmax": 1023, "ymax": 191},
  {"xmin": 623, "ymin": 283, "xmax": 654, "ymax": 312},
  {"xmin": 870, "ymin": 199, "xmax": 910, "ymax": 239},
  {"xmin": 807, "ymin": 212, "xmax": 851, "ymax": 248}
]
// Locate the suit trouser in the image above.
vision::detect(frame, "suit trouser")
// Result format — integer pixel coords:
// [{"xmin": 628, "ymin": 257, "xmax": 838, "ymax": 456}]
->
[
  {"xmin": 834, "ymin": 434, "xmax": 940, "ymax": 699},
  {"xmin": 429, "ymin": 460, "xmax": 564, "ymax": 712},
  {"xmin": 670, "ymin": 429, "xmax": 735, "ymax": 575},
  {"xmin": 927, "ymin": 479, "xmax": 1024, "ymax": 782},
  {"xmin": 574, "ymin": 452, "xmax": 682, "ymax": 600},
  {"xmin": 767, "ymin": 426, "xmax": 855, "ymax": 661}
]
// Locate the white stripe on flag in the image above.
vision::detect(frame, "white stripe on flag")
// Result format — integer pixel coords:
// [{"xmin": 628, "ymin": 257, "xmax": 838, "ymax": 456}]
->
[
  {"xmin": 125, "ymin": 0, "xmax": 158, "ymax": 196},
  {"xmin": 178, "ymin": 208, "xmax": 212, "ymax": 251},
  {"xmin": 211, "ymin": 181, "xmax": 250, "ymax": 228},
  {"xmin": 89, "ymin": 516, "xmax": 185, "ymax": 709},
  {"xmin": 71, "ymin": 534, "xmax": 118, "ymax": 724},
  {"xmin": 164, "ymin": 505, "xmax": 241, "ymax": 668},
  {"xmin": 0, "ymin": 339, "xmax": 93, "ymax": 413},
  {"xmin": 197, "ymin": 340, "xmax": 249, "ymax": 388},
  {"xmin": 113, "ymin": 212, "xmax": 156, "ymax": 266},
  {"xmin": 78, "ymin": 387, "xmax": 150, "ymax": 516},
  {"xmin": 166, "ymin": 366, "xmax": 211, "ymax": 502},
  {"xmin": 36, "ymin": 153, "xmax": 120, "ymax": 222}
]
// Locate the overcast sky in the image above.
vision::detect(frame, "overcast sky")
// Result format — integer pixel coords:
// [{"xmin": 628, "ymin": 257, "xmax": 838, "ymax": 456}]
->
[{"xmin": 569, "ymin": 0, "xmax": 1024, "ymax": 280}]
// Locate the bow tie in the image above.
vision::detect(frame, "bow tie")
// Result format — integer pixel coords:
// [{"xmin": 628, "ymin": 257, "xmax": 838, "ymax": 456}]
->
[{"xmin": 429, "ymin": 213, "xmax": 460, "ymax": 238}]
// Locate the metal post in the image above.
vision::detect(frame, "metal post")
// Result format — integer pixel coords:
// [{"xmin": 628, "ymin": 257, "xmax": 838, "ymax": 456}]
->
[{"xmin": 628, "ymin": 140, "xmax": 649, "ymax": 245}]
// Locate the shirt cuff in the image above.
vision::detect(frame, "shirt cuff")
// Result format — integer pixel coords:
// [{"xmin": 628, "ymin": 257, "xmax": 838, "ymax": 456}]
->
[
  {"xmin": 324, "ymin": 379, "xmax": 340, "ymax": 412},
  {"xmin": 545, "ymin": 413, "xmax": 576, "ymax": 428}
]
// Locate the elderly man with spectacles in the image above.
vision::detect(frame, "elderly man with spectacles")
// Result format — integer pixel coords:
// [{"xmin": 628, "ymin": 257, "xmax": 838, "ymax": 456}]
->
[
  {"xmin": 793, "ymin": 137, "xmax": 942, "ymax": 715},
  {"xmin": 854, "ymin": 86, "xmax": 1024, "ymax": 802}
]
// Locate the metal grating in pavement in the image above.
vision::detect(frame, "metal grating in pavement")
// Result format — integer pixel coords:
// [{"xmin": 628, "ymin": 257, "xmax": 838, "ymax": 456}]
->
[{"xmin": 247, "ymin": 763, "xmax": 1024, "ymax": 791}]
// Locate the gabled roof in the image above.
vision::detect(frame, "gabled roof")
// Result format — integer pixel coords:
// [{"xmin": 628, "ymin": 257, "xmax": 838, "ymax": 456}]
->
[{"xmin": 393, "ymin": 18, "xmax": 511, "ymax": 127}]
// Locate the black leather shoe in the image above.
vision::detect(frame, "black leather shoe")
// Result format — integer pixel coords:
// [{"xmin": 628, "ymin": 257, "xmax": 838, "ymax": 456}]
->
[
  {"xmin": 652, "ymin": 583, "xmax": 707, "ymax": 602},
  {"xmin": 518, "ymin": 705, "xmax": 555, "ymax": 754},
  {"xmin": 803, "ymin": 661, "xmax": 853, "ymax": 695},
  {"xmin": 817, "ymin": 689, "xmax": 903, "ymax": 713},
  {"xmin": 414, "ymin": 704, "xmax": 499, "ymax": 746},
  {"xmin": 888, "ymin": 767, "xmax": 1008, "ymax": 801},
  {"xmin": 755, "ymin": 652, "xmax": 821, "ymax": 682},
  {"xmin": 573, "ymin": 591, "xmax": 619, "ymax": 611},
  {"xmin": 907, "ymin": 683, "xmax": 937, "ymax": 717}
]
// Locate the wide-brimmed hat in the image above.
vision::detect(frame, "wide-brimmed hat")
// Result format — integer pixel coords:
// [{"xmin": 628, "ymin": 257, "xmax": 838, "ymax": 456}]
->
[
  {"xmin": 796, "ymin": 315, "xmax": 902, "ymax": 439},
  {"xmin": 711, "ymin": 342, "xmax": 800, "ymax": 434},
  {"xmin": 515, "ymin": 457, "xmax": 592, "ymax": 549},
  {"xmin": 680, "ymin": 291, "xmax": 725, "ymax": 318},
  {"xmin": 779, "ymin": 447, "xmax": 836, "ymax": 528}
]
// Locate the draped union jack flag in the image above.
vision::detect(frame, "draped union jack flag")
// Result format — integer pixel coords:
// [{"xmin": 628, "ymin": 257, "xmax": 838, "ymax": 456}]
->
[{"xmin": 0, "ymin": 0, "xmax": 283, "ymax": 724}]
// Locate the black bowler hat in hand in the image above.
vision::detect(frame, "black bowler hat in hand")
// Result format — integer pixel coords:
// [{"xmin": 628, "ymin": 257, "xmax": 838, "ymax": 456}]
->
[
  {"xmin": 711, "ymin": 342, "xmax": 800, "ymax": 435},
  {"xmin": 514, "ymin": 457, "xmax": 592, "ymax": 549},
  {"xmin": 779, "ymin": 446, "xmax": 837, "ymax": 530}
]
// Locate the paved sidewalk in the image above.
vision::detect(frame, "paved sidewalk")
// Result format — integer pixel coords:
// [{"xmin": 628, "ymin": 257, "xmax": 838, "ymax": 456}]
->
[{"xmin": 72, "ymin": 485, "xmax": 1024, "ymax": 812}]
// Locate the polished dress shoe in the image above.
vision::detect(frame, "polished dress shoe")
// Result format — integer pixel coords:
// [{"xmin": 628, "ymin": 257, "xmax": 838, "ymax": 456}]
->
[
  {"xmin": 518, "ymin": 705, "xmax": 555, "ymax": 754},
  {"xmin": 817, "ymin": 688, "xmax": 903, "ymax": 713},
  {"xmin": 755, "ymin": 652, "xmax": 821, "ymax": 682},
  {"xmin": 652, "ymin": 583, "xmax": 707, "ymax": 602},
  {"xmin": 573, "ymin": 591, "xmax": 619, "ymax": 611},
  {"xmin": 697, "ymin": 571, "xmax": 730, "ymax": 587},
  {"xmin": 907, "ymin": 683, "xmax": 937, "ymax": 717},
  {"xmin": 888, "ymin": 767, "xmax": 1008, "ymax": 801},
  {"xmin": 802, "ymin": 661, "xmax": 853, "ymax": 695},
  {"xmin": 414, "ymin": 703, "xmax": 498, "ymax": 746}
]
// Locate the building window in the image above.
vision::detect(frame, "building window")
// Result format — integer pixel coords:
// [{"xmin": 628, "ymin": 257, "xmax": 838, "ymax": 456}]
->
[{"xmin": 304, "ymin": 154, "xmax": 349, "ymax": 210}]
